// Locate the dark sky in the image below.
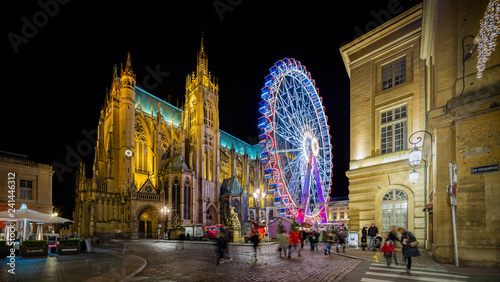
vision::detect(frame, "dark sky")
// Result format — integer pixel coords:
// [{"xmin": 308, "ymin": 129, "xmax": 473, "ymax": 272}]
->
[{"xmin": 3, "ymin": 0, "xmax": 420, "ymax": 219}]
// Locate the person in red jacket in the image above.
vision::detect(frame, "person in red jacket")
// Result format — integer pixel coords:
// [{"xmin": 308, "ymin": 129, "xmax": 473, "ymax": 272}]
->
[
  {"xmin": 380, "ymin": 239, "xmax": 396, "ymax": 266},
  {"xmin": 288, "ymin": 230, "xmax": 300, "ymax": 258}
]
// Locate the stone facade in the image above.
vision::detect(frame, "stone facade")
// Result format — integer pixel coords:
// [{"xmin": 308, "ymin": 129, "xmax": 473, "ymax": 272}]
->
[
  {"xmin": 342, "ymin": 0, "xmax": 500, "ymax": 267},
  {"xmin": 73, "ymin": 38, "xmax": 268, "ymax": 239},
  {"xmin": 421, "ymin": 0, "xmax": 500, "ymax": 267},
  {"xmin": 0, "ymin": 152, "xmax": 54, "ymax": 234},
  {"xmin": 340, "ymin": 5, "xmax": 426, "ymax": 241}
]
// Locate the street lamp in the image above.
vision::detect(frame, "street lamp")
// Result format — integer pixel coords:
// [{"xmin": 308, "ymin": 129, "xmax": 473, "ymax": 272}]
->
[
  {"xmin": 253, "ymin": 188, "xmax": 266, "ymax": 223},
  {"xmin": 408, "ymin": 130, "xmax": 433, "ymax": 251}
]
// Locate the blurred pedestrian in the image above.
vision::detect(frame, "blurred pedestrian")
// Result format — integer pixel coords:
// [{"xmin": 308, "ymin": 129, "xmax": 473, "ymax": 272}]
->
[
  {"xmin": 323, "ymin": 230, "xmax": 333, "ymax": 255},
  {"xmin": 278, "ymin": 229, "xmax": 289, "ymax": 258},
  {"xmin": 336, "ymin": 229, "xmax": 346, "ymax": 253},
  {"xmin": 388, "ymin": 226, "xmax": 401, "ymax": 265},
  {"xmin": 250, "ymin": 230, "xmax": 260, "ymax": 261},
  {"xmin": 299, "ymin": 230, "xmax": 306, "ymax": 250},
  {"xmin": 398, "ymin": 227, "xmax": 420, "ymax": 274},
  {"xmin": 288, "ymin": 229, "xmax": 300, "ymax": 258},
  {"xmin": 216, "ymin": 231, "xmax": 228, "ymax": 265}
]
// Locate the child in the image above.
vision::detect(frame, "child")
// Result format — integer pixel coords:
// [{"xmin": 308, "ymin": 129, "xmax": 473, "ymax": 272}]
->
[{"xmin": 380, "ymin": 239, "xmax": 396, "ymax": 266}]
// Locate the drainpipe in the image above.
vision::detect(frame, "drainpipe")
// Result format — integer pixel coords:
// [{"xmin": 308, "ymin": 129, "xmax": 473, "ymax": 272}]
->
[{"xmin": 423, "ymin": 59, "xmax": 428, "ymax": 250}]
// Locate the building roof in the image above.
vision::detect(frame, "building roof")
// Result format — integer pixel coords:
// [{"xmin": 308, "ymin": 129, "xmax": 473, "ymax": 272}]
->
[
  {"xmin": 134, "ymin": 86, "xmax": 264, "ymax": 160},
  {"xmin": 220, "ymin": 130, "xmax": 264, "ymax": 160},
  {"xmin": 161, "ymin": 154, "xmax": 189, "ymax": 170},
  {"xmin": 220, "ymin": 177, "xmax": 245, "ymax": 196}
]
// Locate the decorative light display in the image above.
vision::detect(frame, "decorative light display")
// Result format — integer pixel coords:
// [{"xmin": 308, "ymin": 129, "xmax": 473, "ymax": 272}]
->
[
  {"xmin": 259, "ymin": 58, "xmax": 332, "ymax": 224},
  {"xmin": 476, "ymin": 0, "xmax": 500, "ymax": 78}
]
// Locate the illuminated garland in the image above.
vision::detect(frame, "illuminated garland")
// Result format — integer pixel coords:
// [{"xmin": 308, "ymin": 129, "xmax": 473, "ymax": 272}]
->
[{"xmin": 477, "ymin": 0, "xmax": 500, "ymax": 78}]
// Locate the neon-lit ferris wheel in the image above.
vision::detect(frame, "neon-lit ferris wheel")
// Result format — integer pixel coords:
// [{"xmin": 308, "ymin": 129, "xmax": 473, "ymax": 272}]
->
[{"xmin": 258, "ymin": 58, "xmax": 332, "ymax": 224}]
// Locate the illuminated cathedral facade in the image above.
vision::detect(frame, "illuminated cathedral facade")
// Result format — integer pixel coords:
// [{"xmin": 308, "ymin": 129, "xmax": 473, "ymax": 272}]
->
[{"xmin": 74, "ymin": 39, "xmax": 269, "ymax": 238}]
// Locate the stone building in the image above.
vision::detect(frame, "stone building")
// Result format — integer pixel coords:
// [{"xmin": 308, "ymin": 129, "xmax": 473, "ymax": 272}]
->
[
  {"xmin": 0, "ymin": 152, "xmax": 54, "ymax": 234},
  {"xmin": 326, "ymin": 198, "xmax": 349, "ymax": 227},
  {"xmin": 74, "ymin": 38, "xmax": 268, "ymax": 239},
  {"xmin": 420, "ymin": 0, "xmax": 500, "ymax": 267},
  {"xmin": 340, "ymin": 5, "xmax": 426, "ymax": 240},
  {"xmin": 341, "ymin": 0, "xmax": 500, "ymax": 267}
]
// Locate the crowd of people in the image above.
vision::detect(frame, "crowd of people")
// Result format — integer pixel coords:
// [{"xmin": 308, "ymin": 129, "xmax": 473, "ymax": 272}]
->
[
  {"xmin": 276, "ymin": 227, "xmax": 348, "ymax": 258},
  {"xmin": 361, "ymin": 223, "xmax": 420, "ymax": 274},
  {"xmin": 215, "ymin": 222, "xmax": 420, "ymax": 275}
]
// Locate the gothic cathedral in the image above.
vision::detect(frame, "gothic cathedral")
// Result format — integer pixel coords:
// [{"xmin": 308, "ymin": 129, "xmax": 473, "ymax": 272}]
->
[{"xmin": 74, "ymin": 38, "xmax": 269, "ymax": 239}]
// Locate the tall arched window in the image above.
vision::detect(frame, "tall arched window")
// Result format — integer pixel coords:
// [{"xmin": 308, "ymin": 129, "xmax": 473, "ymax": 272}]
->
[
  {"xmin": 381, "ymin": 189, "xmax": 408, "ymax": 232},
  {"xmin": 136, "ymin": 138, "xmax": 148, "ymax": 172},
  {"xmin": 203, "ymin": 100, "xmax": 214, "ymax": 128},
  {"xmin": 172, "ymin": 177, "xmax": 181, "ymax": 217},
  {"xmin": 183, "ymin": 178, "xmax": 191, "ymax": 220}
]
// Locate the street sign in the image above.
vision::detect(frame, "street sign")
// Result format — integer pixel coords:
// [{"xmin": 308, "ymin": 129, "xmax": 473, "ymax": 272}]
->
[
  {"xmin": 450, "ymin": 196, "xmax": 457, "ymax": 206},
  {"xmin": 471, "ymin": 164, "xmax": 499, "ymax": 174}
]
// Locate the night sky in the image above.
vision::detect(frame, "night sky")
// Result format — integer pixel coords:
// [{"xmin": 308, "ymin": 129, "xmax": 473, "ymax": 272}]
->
[{"xmin": 4, "ymin": 0, "xmax": 420, "ymax": 219}]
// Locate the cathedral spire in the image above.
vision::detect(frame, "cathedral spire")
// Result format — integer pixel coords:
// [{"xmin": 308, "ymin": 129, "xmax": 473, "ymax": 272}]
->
[
  {"xmin": 197, "ymin": 33, "xmax": 208, "ymax": 76},
  {"xmin": 121, "ymin": 52, "xmax": 136, "ymax": 80}
]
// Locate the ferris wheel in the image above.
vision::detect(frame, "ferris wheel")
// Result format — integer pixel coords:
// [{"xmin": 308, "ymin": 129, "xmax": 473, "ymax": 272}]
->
[{"xmin": 258, "ymin": 58, "xmax": 332, "ymax": 224}]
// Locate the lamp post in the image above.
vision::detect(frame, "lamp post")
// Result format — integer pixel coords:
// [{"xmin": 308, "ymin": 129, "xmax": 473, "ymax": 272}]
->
[
  {"xmin": 408, "ymin": 130, "xmax": 433, "ymax": 250},
  {"xmin": 253, "ymin": 188, "xmax": 267, "ymax": 223},
  {"xmin": 159, "ymin": 206, "xmax": 170, "ymax": 240}
]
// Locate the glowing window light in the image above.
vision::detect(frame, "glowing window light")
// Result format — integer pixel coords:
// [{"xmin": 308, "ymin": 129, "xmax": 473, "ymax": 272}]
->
[{"xmin": 477, "ymin": 0, "xmax": 500, "ymax": 78}]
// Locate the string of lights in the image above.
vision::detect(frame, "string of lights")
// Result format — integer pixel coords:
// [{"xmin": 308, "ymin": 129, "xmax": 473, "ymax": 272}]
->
[{"xmin": 476, "ymin": 0, "xmax": 500, "ymax": 78}]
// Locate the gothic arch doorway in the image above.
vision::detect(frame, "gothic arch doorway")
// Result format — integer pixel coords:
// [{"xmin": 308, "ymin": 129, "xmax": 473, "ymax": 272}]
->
[
  {"xmin": 206, "ymin": 205, "xmax": 218, "ymax": 225},
  {"xmin": 137, "ymin": 206, "xmax": 158, "ymax": 239}
]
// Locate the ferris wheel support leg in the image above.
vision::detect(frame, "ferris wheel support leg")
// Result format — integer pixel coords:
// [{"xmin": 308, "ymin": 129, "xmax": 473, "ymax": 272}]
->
[
  {"xmin": 298, "ymin": 154, "xmax": 314, "ymax": 224},
  {"xmin": 314, "ymin": 157, "xmax": 327, "ymax": 224}
]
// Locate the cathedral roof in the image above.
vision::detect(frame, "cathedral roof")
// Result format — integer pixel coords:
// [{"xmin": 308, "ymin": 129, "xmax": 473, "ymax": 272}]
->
[
  {"xmin": 135, "ymin": 86, "xmax": 184, "ymax": 127},
  {"xmin": 161, "ymin": 154, "xmax": 189, "ymax": 170},
  {"xmin": 220, "ymin": 177, "xmax": 245, "ymax": 196},
  {"xmin": 220, "ymin": 130, "xmax": 264, "ymax": 160}
]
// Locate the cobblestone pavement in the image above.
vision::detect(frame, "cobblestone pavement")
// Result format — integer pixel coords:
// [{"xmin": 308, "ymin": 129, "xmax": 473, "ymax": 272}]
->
[{"xmin": 111, "ymin": 240, "xmax": 361, "ymax": 282}]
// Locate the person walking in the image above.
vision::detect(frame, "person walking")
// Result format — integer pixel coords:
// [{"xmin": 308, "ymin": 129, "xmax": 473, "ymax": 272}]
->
[
  {"xmin": 380, "ymin": 239, "xmax": 396, "ymax": 266},
  {"xmin": 388, "ymin": 226, "xmax": 401, "ymax": 265},
  {"xmin": 278, "ymin": 229, "xmax": 289, "ymax": 258},
  {"xmin": 288, "ymin": 229, "xmax": 300, "ymax": 258},
  {"xmin": 314, "ymin": 230, "xmax": 320, "ymax": 251},
  {"xmin": 323, "ymin": 230, "xmax": 333, "ymax": 255},
  {"xmin": 336, "ymin": 229, "xmax": 346, "ymax": 253},
  {"xmin": 216, "ymin": 232, "xmax": 228, "ymax": 265},
  {"xmin": 398, "ymin": 227, "xmax": 420, "ymax": 274},
  {"xmin": 250, "ymin": 230, "xmax": 260, "ymax": 261},
  {"xmin": 361, "ymin": 226, "xmax": 368, "ymax": 251},
  {"xmin": 299, "ymin": 230, "xmax": 306, "ymax": 250},
  {"xmin": 368, "ymin": 223, "xmax": 379, "ymax": 251}
]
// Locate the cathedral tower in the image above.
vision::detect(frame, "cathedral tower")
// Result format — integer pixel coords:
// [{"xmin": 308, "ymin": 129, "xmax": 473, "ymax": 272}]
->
[{"xmin": 185, "ymin": 35, "xmax": 220, "ymax": 223}]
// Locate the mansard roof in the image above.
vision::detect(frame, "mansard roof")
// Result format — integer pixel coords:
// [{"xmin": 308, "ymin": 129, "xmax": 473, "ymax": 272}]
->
[{"xmin": 220, "ymin": 177, "xmax": 245, "ymax": 196}]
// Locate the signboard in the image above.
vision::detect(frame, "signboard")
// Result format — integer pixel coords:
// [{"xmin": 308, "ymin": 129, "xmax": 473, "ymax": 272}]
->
[
  {"xmin": 471, "ymin": 164, "xmax": 499, "ymax": 174},
  {"xmin": 348, "ymin": 231, "xmax": 358, "ymax": 248},
  {"xmin": 242, "ymin": 222, "xmax": 252, "ymax": 238},
  {"xmin": 84, "ymin": 239, "xmax": 94, "ymax": 253},
  {"xmin": 450, "ymin": 196, "xmax": 457, "ymax": 206}
]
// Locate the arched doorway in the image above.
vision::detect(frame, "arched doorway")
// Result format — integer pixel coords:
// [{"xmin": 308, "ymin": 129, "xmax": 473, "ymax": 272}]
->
[
  {"xmin": 137, "ymin": 207, "xmax": 158, "ymax": 239},
  {"xmin": 206, "ymin": 205, "xmax": 218, "ymax": 225}
]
